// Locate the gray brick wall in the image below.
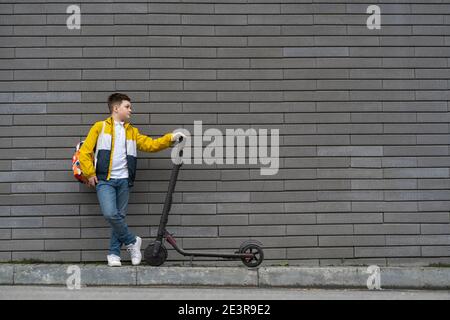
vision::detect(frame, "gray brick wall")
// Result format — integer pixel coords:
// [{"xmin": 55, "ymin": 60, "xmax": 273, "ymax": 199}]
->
[{"xmin": 0, "ymin": 0, "xmax": 449, "ymax": 266}]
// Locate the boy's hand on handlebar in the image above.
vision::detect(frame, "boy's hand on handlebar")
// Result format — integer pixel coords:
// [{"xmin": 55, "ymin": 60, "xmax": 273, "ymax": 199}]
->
[{"xmin": 171, "ymin": 132, "xmax": 186, "ymax": 143}]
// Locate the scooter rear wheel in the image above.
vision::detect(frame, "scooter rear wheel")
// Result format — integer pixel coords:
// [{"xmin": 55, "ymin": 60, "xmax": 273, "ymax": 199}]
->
[
  {"xmin": 239, "ymin": 242, "xmax": 264, "ymax": 268},
  {"xmin": 144, "ymin": 242, "xmax": 168, "ymax": 266}
]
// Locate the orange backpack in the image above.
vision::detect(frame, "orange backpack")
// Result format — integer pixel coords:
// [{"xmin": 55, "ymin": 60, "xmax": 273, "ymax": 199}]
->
[
  {"xmin": 72, "ymin": 121, "xmax": 105, "ymax": 184},
  {"xmin": 72, "ymin": 141, "xmax": 90, "ymax": 184}
]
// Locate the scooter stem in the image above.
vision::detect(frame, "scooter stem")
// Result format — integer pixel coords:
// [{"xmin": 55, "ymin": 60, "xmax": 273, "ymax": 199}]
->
[{"xmin": 153, "ymin": 137, "xmax": 184, "ymax": 257}]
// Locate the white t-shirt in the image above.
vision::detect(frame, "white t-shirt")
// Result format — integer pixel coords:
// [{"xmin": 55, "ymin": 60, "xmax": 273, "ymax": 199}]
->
[{"xmin": 110, "ymin": 120, "xmax": 129, "ymax": 179}]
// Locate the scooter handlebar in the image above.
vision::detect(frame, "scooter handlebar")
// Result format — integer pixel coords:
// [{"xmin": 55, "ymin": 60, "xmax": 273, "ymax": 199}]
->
[{"xmin": 172, "ymin": 133, "xmax": 186, "ymax": 165}]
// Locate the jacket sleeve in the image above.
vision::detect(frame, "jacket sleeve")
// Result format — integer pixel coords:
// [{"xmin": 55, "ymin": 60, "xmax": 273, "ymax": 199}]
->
[
  {"xmin": 136, "ymin": 128, "xmax": 174, "ymax": 153},
  {"xmin": 79, "ymin": 122, "xmax": 101, "ymax": 179}
]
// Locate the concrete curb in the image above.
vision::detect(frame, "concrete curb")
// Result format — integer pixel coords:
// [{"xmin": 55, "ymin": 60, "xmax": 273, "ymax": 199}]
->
[
  {"xmin": 137, "ymin": 266, "xmax": 258, "ymax": 286},
  {"xmin": 0, "ymin": 264, "xmax": 449, "ymax": 289}
]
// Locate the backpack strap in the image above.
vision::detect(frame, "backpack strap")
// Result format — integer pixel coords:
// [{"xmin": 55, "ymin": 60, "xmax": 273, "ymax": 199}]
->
[{"xmin": 94, "ymin": 121, "xmax": 106, "ymax": 170}]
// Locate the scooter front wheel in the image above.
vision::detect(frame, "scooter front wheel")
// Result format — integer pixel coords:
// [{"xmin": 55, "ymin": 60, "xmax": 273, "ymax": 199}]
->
[
  {"xmin": 239, "ymin": 242, "xmax": 264, "ymax": 268},
  {"xmin": 144, "ymin": 242, "xmax": 168, "ymax": 266}
]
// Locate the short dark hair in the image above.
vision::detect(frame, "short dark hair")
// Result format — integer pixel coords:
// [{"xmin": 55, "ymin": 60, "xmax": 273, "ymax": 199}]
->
[{"xmin": 107, "ymin": 93, "xmax": 130, "ymax": 113}]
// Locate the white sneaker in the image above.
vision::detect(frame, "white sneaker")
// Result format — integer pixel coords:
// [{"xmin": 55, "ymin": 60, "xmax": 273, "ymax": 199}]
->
[
  {"xmin": 126, "ymin": 236, "xmax": 142, "ymax": 266},
  {"xmin": 107, "ymin": 254, "xmax": 122, "ymax": 267}
]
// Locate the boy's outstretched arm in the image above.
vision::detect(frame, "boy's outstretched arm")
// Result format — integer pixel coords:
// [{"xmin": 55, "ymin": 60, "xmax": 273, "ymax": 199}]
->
[{"xmin": 136, "ymin": 128, "xmax": 174, "ymax": 152}]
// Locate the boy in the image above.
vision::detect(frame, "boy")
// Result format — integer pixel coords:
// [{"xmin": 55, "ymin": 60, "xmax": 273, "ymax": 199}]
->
[{"xmin": 79, "ymin": 93, "xmax": 185, "ymax": 267}]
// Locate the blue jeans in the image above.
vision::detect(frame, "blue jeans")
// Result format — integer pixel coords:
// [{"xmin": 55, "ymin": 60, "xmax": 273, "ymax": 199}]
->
[{"xmin": 95, "ymin": 178, "xmax": 136, "ymax": 256}]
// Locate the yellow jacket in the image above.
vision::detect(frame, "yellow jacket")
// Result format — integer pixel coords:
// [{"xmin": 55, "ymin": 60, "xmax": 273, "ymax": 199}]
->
[{"xmin": 79, "ymin": 116, "xmax": 173, "ymax": 187}]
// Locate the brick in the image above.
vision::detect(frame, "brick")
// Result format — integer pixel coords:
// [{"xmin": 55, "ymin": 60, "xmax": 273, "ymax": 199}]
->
[
  {"xmin": 12, "ymin": 251, "xmax": 80, "ymax": 262},
  {"xmin": 355, "ymin": 246, "xmax": 421, "ymax": 258},
  {"xmin": 83, "ymin": 46, "xmax": 149, "ymax": 57},
  {"xmin": 182, "ymin": 36, "xmax": 245, "ymax": 47},
  {"xmin": 44, "ymin": 217, "xmax": 80, "ymax": 228},
  {"xmin": 385, "ymin": 190, "xmax": 450, "ymax": 201},
  {"xmin": 11, "ymin": 205, "xmax": 78, "ymax": 216},
  {"xmin": 181, "ymin": 214, "xmax": 248, "ymax": 226},
  {"xmin": 319, "ymin": 236, "xmax": 385, "ymax": 247},
  {"xmin": 317, "ymin": 168, "xmax": 383, "ymax": 179},
  {"xmin": 0, "ymin": 229, "xmax": 11, "ymax": 240},
  {"xmin": 0, "ymin": 160, "xmax": 11, "ymax": 171},
  {"xmin": 0, "ymin": 171, "xmax": 44, "ymax": 182},
  {"xmin": 217, "ymin": 181, "xmax": 283, "ymax": 192},
  {"xmin": 386, "ymin": 257, "xmax": 450, "ymax": 267},
  {"xmin": 250, "ymin": 214, "xmax": 315, "ymax": 225},
  {"xmin": 184, "ymin": 58, "xmax": 249, "ymax": 69},
  {"xmin": 150, "ymin": 3, "xmax": 213, "ymax": 14},
  {"xmin": 418, "ymin": 157, "xmax": 450, "ymax": 167},
  {"xmin": 150, "ymin": 203, "xmax": 216, "ymax": 215},
  {"xmin": 352, "ymin": 179, "xmax": 416, "ymax": 190},
  {"xmin": 418, "ymin": 179, "xmax": 450, "ymax": 189},
  {"xmin": 0, "ymin": 49, "xmax": 13, "ymax": 58},
  {"xmin": 0, "ymin": 217, "xmax": 42, "ymax": 228},
  {"xmin": 13, "ymin": 92, "xmax": 81, "ymax": 103},
  {"xmin": 16, "ymin": 48, "xmax": 82, "ymax": 58},
  {"xmin": 0, "ymin": 240, "xmax": 44, "ymax": 251},
  {"xmin": 182, "ymin": 15, "xmax": 246, "ymax": 25},
  {"xmin": 384, "ymin": 124, "xmax": 448, "ymax": 134},
  {"xmin": 12, "ymin": 182, "xmax": 79, "ymax": 193},
  {"xmin": 0, "ymin": 183, "xmax": 10, "ymax": 193},
  {"xmin": 184, "ymin": 80, "xmax": 249, "ymax": 91},
  {"xmin": 284, "ymin": 47, "xmax": 348, "ymax": 57},
  {"xmin": 219, "ymin": 225, "xmax": 285, "ymax": 237},
  {"xmin": 354, "ymin": 224, "xmax": 420, "ymax": 235},
  {"xmin": 0, "ymin": 194, "xmax": 45, "ymax": 205},
  {"xmin": 386, "ymin": 235, "xmax": 450, "ymax": 246},
  {"xmin": 316, "ymin": 58, "xmax": 380, "ymax": 68},
  {"xmin": 218, "ymin": 203, "xmax": 283, "ymax": 214},
  {"xmin": 249, "ymin": 15, "xmax": 312, "ymax": 25},
  {"xmin": 0, "ymin": 122, "xmax": 46, "ymax": 137},
  {"xmin": 422, "ymin": 246, "xmax": 450, "ymax": 257},
  {"xmin": 383, "ymin": 146, "xmax": 448, "ymax": 156},
  {"xmin": 150, "ymin": 91, "xmax": 216, "ymax": 102},
  {"xmin": 352, "ymin": 201, "xmax": 417, "ymax": 213},
  {"xmin": 0, "ymin": 138, "xmax": 11, "ymax": 148},
  {"xmin": 0, "ymin": 252, "xmax": 11, "ymax": 262},
  {"xmin": 0, "ymin": 206, "xmax": 10, "ymax": 216},
  {"xmin": 50, "ymin": 80, "xmax": 115, "ymax": 91},
  {"xmin": 218, "ymin": 48, "xmax": 282, "ymax": 58},
  {"xmin": 0, "ymin": 115, "xmax": 12, "ymax": 125},
  {"xmin": 287, "ymin": 225, "xmax": 353, "ymax": 236},
  {"xmin": 183, "ymin": 192, "xmax": 250, "ymax": 203},
  {"xmin": 384, "ymin": 168, "xmax": 448, "ymax": 178},
  {"xmin": 216, "ymin": 25, "xmax": 280, "ymax": 36},
  {"xmin": 287, "ymin": 247, "xmax": 354, "ymax": 259},
  {"xmin": 150, "ymin": 226, "xmax": 217, "ymax": 237},
  {"xmin": 286, "ymin": 202, "xmax": 350, "ymax": 214},
  {"xmin": 149, "ymin": 25, "xmax": 214, "ymax": 36},
  {"xmin": 44, "ymin": 239, "xmax": 107, "ymax": 251},
  {"xmin": 249, "ymin": 36, "xmax": 314, "ymax": 47},
  {"xmin": 219, "ymin": 113, "xmax": 283, "ymax": 124},
  {"xmin": 350, "ymin": 47, "xmax": 414, "ymax": 57},
  {"xmin": 317, "ymin": 213, "xmax": 383, "ymax": 224},
  {"xmin": 219, "ymin": 69, "xmax": 282, "ymax": 80},
  {"xmin": 0, "ymin": 146, "xmax": 37, "ymax": 159},
  {"xmin": 12, "ymin": 228, "xmax": 80, "ymax": 239},
  {"xmin": 421, "ymin": 224, "xmax": 450, "ymax": 235},
  {"xmin": 318, "ymin": 190, "xmax": 383, "ymax": 201}
]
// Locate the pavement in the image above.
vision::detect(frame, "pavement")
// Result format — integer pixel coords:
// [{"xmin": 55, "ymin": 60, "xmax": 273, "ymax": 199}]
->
[
  {"xmin": 1, "ymin": 263, "xmax": 450, "ymax": 290},
  {"xmin": 0, "ymin": 285, "xmax": 449, "ymax": 300}
]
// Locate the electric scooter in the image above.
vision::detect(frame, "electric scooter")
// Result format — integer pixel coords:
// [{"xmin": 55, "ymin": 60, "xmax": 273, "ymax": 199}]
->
[{"xmin": 144, "ymin": 136, "xmax": 264, "ymax": 268}]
